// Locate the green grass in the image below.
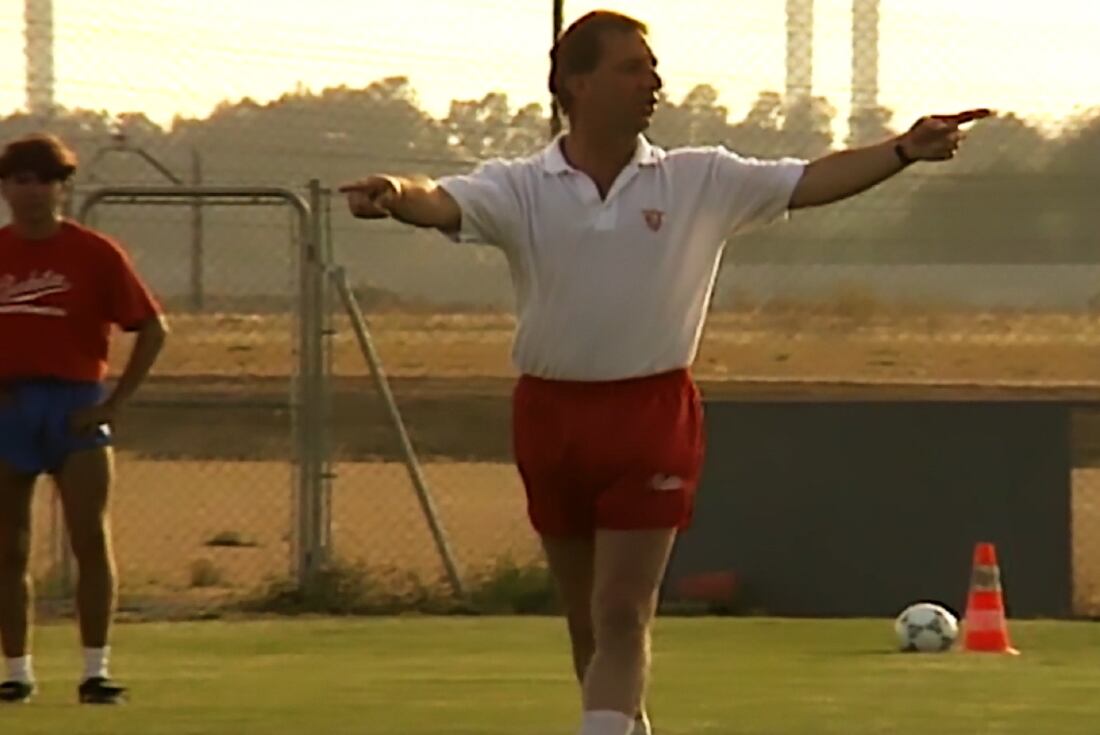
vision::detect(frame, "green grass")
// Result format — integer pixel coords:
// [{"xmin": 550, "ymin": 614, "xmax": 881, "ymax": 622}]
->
[{"xmin": 8, "ymin": 617, "xmax": 1100, "ymax": 734}]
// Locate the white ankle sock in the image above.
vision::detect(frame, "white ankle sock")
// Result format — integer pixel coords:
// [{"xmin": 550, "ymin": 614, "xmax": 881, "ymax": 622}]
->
[
  {"xmin": 632, "ymin": 711, "xmax": 652, "ymax": 735},
  {"xmin": 83, "ymin": 647, "xmax": 110, "ymax": 680},
  {"xmin": 578, "ymin": 710, "xmax": 634, "ymax": 735},
  {"xmin": 5, "ymin": 655, "xmax": 33, "ymax": 684}
]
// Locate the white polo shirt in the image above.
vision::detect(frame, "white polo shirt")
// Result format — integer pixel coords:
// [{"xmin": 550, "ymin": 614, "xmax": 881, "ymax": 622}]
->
[{"xmin": 438, "ymin": 135, "xmax": 805, "ymax": 381}]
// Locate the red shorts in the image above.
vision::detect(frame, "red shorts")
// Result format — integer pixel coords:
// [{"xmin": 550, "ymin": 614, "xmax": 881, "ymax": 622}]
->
[{"xmin": 512, "ymin": 369, "xmax": 705, "ymax": 536}]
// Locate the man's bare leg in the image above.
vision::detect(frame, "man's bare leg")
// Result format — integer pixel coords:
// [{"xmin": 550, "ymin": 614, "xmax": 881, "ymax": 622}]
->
[
  {"xmin": 54, "ymin": 446, "xmax": 116, "ymax": 649},
  {"xmin": 541, "ymin": 535, "xmax": 596, "ymax": 683},
  {"xmin": 579, "ymin": 528, "xmax": 676, "ymax": 734},
  {"xmin": 542, "ymin": 534, "xmax": 655, "ymax": 733},
  {"xmin": 0, "ymin": 461, "xmax": 37, "ymax": 697},
  {"xmin": 54, "ymin": 445, "xmax": 125, "ymax": 702}
]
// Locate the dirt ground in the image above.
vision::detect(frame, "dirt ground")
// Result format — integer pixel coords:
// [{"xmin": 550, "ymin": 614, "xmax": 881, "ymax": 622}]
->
[
  {"xmin": 118, "ymin": 308, "xmax": 1100, "ymax": 386},
  {"xmin": 30, "ymin": 308, "xmax": 1094, "ymax": 613},
  {"xmin": 107, "ymin": 307, "xmax": 1100, "ymax": 463},
  {"xmin": 30, "ymin": 459, "xmax": 537, "ymax": 611}
]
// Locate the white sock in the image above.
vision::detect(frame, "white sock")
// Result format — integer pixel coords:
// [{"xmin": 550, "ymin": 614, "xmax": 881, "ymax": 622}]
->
[
  {"xmin": 632, "ymin": 711, "xmax": 652, "ymax": 735},
  {"xmin": 83, "ymin": 647, "xmax": 110, "ymax": 680},
  {"xmin": 5, "ymin": 655, "xmax": 34, "ymax": 684},
  {"xmin": 578, "ymin": 710, "xmax": 634, "ymax": 735}
]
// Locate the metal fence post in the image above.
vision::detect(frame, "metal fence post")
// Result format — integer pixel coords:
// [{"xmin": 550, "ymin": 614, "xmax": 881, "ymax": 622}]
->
[
  {"xmin": 294, "ymin": 179, "xmax": 331, "ymax": 589},
  {"xmin": 307, "ymin": 179, "xmax": 331, "ymax": 573}
]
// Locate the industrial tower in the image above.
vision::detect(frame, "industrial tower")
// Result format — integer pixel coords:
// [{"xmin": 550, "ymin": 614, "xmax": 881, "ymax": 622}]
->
[
  {"xmin": 24, "ymin": 0, "xmax": 56, "ymax": 119},
  {"xmin": 786, "ymin": 0, "xmax": 887, "ymax": 145}
]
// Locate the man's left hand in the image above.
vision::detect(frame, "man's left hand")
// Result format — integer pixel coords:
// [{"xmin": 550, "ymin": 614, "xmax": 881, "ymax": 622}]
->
[
  {"xmin": 70, "ymin": 401, "xmax": 117, "ymax": 436},
  {"xmin": 900, "ymin": 108, "xmax": 994, "ymax": 162}
]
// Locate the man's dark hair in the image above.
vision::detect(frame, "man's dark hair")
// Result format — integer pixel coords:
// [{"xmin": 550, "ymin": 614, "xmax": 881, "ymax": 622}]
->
[
  {"xmin": 0, "ymin": 133, "xmax": 78, "ymax": 181},
  {"xmin": 549, "ymin": 10, "xmax": 648, "ymax": 115}
]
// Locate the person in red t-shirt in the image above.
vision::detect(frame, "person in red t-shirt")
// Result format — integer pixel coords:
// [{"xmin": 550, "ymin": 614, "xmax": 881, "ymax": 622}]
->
[{"xmin": 0, "ymin": 133, "xmax": 168, "ymax": 704}]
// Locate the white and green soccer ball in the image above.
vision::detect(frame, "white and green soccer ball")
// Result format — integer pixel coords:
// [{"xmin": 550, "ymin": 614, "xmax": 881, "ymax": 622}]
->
[{"xmin": 894, "ymin": 602, "xmax": 959, "ymax": 653}]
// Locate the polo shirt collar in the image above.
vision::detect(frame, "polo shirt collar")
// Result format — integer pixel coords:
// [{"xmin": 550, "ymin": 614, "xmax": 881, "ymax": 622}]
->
[{"xmin": 541, "ymin": 134, "xmax": 663, "ymax": 175}]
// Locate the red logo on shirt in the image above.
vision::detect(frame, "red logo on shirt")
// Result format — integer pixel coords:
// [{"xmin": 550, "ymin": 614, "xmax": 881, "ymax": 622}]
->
[
  {"xmin": 642, "ymin": 209, "xmax": 664, "ymax": 232},
  {"xmin": 0, "ymin": 270, "xmax": 71, "ymax": 316}
]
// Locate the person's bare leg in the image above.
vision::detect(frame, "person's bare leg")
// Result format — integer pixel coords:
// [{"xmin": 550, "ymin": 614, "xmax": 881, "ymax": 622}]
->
[
  {"xmin": 580, "ymin": 528, "xmax": 676, "ymax": 733},
  {"xmin": 543, "ymin": 535, "xmax": 655, "ymax": 734},
  {"xmin": 0, "ymin": 462, "xmax": 36, "ymax": 657},
  {"xmin": 53, "ymin": 447, "xmax": 116, "ymax": 654},
  {"xmin": 0, "ymin": 462, "xmax": 37, "ymax": 694},
  {"xmin": 541, "ymin": 535, "xmax": 596, "ymax": 683}
]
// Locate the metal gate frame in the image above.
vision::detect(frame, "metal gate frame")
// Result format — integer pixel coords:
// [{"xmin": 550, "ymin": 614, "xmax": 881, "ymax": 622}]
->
[{"xmin": 71, "ymin": 182, "xmax": 331, "ymax": 590}]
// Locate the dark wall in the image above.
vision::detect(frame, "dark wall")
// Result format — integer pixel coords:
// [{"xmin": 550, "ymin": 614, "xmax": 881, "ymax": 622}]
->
[{"xmin": 664, "ymin": 401, "xmax": 1073, "ymax": 618}]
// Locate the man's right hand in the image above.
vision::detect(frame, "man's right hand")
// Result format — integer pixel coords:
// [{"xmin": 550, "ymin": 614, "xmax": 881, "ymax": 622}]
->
[
  {"xmin": 338, "ymin": 174, "xmax": 461, "ymax": 232},
  {"xmin": 338, "ymin": 176, "xmax": 401, "ymax": 219}
]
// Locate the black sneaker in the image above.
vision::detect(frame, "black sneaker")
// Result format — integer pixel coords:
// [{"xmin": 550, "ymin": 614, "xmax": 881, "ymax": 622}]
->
[
  {"xmin": 0, "ymin": 680, "xmax": 35, "ymax": 703},
  {"xmin": 78, "ymin": 677, "xmax": 126, "ymax": 704}
]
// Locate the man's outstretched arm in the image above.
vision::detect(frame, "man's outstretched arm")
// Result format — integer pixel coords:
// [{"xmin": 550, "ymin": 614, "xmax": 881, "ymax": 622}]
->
[
  {"xmin": 789, "ymin": 108, "xmax": 994, "ymax": 210},
  {"xmin": 339, "ymin": 174, "xmax": 461, "ymax": 232}
]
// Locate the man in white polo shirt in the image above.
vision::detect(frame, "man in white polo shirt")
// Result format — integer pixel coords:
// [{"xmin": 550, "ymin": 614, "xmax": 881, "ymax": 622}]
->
[{"xmin": 340, "ymin": 10, "xmax": 989, "ymax": 735}]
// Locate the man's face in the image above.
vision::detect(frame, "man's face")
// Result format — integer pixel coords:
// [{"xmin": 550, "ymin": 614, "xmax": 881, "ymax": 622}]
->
[
  {"xmin": 570, "ymin": 29, "xmax": 662, "ymax": 134},
  {"xmin": 0, "ymin": 171, "xmax": 65, "ymax": 224}
]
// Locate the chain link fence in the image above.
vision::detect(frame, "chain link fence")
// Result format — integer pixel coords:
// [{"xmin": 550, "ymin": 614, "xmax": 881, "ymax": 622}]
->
[
  {"xmin": 2, "ymin": 1, "xmax": 1098, "ymax": 616},
  {"xmin": 59, "ymin": 184, "xmax": 312, "ymax": 616}
]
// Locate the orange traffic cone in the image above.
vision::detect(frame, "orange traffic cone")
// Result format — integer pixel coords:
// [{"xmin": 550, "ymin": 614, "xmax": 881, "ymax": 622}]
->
[{"xmin": 962, "ymin": 542, "xmax": 1019, "ymax": 655}]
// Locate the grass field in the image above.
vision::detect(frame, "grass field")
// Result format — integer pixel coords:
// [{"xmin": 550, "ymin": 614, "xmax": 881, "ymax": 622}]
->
[{"xmin": 8, "ymin": 616, "xmax": 1100, "ymax": 734}]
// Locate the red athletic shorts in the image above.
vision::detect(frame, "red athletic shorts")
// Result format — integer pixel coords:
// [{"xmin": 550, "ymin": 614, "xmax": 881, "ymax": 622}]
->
[{"xmin": 512, "ymin": 369, "xmax": 705, "ymax": 536}]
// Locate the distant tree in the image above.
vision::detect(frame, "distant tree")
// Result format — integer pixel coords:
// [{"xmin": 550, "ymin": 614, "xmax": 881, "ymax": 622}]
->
[
  {"xmin": 4, "ymin": 78, "xmax": 1090, "ymax": 271},
  {"xmin": 443, "ymin": 93, "xmax": 547, "ymax": 159},
  {"xmin": 648, "ymin": 84, "xmax": 735, "ymax": 147},
  {"xmin": 724, "ymin": 90, "xmax": 836, "ymax": 158},
  {"xmin": 847, "ymin": 105, "xmax": 897, "ymax": 148},
  {"xmin": 168, "ymin": 77, "xmax": 461, "ymax": 183},
  {"xmin": 886, "ymin": 114, "xmax": 1063, "ymax": 262},
  {"xmin": 1045, "ymin": 109, "xmax": 1100, "ymax": 261}
]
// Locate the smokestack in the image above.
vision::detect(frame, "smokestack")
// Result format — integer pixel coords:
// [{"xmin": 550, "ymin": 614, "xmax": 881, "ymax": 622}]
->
[
  {"xmin": 849, "ymin": 0, "xmax": 881, "ymax": 145},
  {"xmin": 785, "ymin": 0, "xmax": 814, "ymax": 106},
  {"xmin": 24, "ymin": 0, "xmax": 56, "ymax": 119}
]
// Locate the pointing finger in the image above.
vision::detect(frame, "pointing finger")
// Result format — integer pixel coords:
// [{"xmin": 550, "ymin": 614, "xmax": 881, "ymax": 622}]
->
[{"xmin": 931, "ymin": 108, "xmax": 994, "ymax": 126}]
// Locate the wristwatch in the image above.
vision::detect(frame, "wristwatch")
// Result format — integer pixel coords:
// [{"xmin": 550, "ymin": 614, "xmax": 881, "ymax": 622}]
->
[{"xmin": 894, "ymin": 141, "xmax": 916, "ymax": 166}]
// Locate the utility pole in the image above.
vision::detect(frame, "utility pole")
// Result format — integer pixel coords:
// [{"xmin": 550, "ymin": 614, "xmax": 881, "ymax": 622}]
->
[{"xmin": 550, "ymin": 0, "xmax": 564, "ymax": 138}]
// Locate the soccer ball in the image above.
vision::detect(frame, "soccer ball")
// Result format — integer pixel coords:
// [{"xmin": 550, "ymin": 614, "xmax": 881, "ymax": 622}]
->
[{"xmin": 894, "ymin": 602, "xmax": 959, "ymax": 653}]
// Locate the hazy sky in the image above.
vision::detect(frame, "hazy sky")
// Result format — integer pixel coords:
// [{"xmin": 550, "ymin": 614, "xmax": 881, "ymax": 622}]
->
[{"xmin": 1, "ymin": 0, "xmax": 1097, "ymax": 134}]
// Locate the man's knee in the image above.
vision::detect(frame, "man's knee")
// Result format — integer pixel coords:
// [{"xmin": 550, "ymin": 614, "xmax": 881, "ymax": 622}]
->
[
  {"xmin": 593, "ymin": 599, "xmax": 651, "ymax": 644},
  {"xmin": 68, "ymin": 521, "xmax": 111, "ymax": 563}
]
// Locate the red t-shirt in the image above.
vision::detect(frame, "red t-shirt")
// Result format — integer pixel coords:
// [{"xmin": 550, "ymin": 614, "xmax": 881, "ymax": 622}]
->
[{"xmin": 0, "ymin": 220, "xmax": 162, "ymax": 382}]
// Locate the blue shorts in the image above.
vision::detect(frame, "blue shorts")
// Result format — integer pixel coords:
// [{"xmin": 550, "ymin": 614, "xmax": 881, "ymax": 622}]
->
[{"xmin": 0, "ymin": 379, "xmax": 112, "ymax": 475}]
